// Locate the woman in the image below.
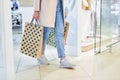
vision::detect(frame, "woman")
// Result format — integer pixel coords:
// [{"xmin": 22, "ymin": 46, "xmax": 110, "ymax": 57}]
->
[{"xmin": 33, "ymin": 0, "xmax": 75, "ymax": 68}]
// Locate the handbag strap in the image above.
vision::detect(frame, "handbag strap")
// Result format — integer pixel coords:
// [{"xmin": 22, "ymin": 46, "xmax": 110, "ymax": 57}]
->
[
  {"xmin": 30, "ymin": 18, "xmax": 34, "ymax": 23},
  {"xmin": 30, "ymin": 18, "xmax": 40, "ymax": 25}
]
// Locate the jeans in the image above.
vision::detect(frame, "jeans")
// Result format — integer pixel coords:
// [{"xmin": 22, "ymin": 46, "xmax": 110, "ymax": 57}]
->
[{"xmin": 42, "ymin": 0, "xmax": 65, "ymax": 58}]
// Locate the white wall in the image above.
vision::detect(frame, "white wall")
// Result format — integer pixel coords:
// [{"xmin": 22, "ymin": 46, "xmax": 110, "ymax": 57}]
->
[
  {"xmin": 77, "ymin": 0, "xmax": 93, "ymax": 54},
  {"xmin": 0, "ymin": 0, "xmax": 15, "ymax": 80}
]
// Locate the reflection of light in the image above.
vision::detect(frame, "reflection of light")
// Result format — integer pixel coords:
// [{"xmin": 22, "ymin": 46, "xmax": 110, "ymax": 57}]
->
[
  {"xmin": 111, "ymin": 4, "xmax": 119, "ymax": 10},
  {"xmin": 111, "ymin": 11, "xmax": 119, "ymax": 15},
  {"xmin": 111, "ymin": 4, "xmax": 120, "ymax": 15}
]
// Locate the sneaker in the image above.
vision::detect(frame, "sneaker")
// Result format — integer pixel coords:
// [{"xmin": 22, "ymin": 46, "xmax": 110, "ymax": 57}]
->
[
  {"xmin": 37, "ymin": 55, "xmax": 50, "ymax": 65},
  {"xmin": 60, "ymin": 59, "xmax": 75, "ymax": 69}
]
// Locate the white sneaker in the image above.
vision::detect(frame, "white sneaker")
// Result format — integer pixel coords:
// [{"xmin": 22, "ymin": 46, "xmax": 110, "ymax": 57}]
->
[
  {"xmin": 60, "ymin": 59, "xmax": 75, "ymax": 69},
  {"xmin": 37, "ymin": 55, "xmax": 50, "ymax": 65}
]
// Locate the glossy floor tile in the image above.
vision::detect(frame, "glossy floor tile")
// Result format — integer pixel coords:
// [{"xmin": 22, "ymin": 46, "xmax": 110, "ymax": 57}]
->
[
  {"xmin": 15, "ymin": 42, "xmax": 120, "ymax": 80},
  {"xmin": 0, "ymin": 40, "xmax": 119, "ymax": 80}
]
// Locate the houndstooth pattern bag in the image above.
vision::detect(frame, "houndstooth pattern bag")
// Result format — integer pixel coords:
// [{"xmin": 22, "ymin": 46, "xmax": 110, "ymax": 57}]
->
[
  {"xmin": 20, "ymin": 19, "xmax": 44, "ymax": 58},
  {"xmin": 47, "ymin": 22, "xmax": 69, "ymax": 47}
]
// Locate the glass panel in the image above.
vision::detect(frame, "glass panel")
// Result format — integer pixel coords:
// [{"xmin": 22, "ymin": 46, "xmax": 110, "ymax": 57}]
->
[
  {"xmin": 101, "ymin": 0, "xmax": 117, "ymax": 36},
  {"xmin": 94, "ymin": 0, "xmax": 120, "ymax": 52}
]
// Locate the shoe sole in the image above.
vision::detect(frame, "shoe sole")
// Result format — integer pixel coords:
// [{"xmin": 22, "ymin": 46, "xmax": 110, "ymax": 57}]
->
[
  {"xmin": 60, "ymin": 65, "xmax": 75, "ymax": 69},
  {"xmin": 37, "ymin": 61, "xmax": 50, "ymax": 65}
]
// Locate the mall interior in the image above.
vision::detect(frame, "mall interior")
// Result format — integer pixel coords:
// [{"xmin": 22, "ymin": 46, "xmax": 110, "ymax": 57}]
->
[{"xmin": 0, "ymin": 0, "xmax": 120, "ymax": 80}]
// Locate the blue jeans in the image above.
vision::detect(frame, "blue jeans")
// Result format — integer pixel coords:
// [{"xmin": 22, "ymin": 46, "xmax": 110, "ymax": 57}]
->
[{"xmin": 42, "ymin": 0, "xmax": 65, "ymax": 58}]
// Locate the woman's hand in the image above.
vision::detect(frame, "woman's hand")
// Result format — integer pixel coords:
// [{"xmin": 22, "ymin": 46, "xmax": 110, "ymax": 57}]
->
[{"xmin": 33, "ymin": 11, "xmax": 39, "ymax": 20}]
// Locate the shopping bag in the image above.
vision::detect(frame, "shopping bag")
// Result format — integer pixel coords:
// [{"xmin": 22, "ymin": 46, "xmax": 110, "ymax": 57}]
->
[
  {"xmin": 20, "ymin": 19, "xmax": 44, "ymax": 58},
  {"xmin": 47, "ymin": 22, "xmax": 69, "ymax": 47}
]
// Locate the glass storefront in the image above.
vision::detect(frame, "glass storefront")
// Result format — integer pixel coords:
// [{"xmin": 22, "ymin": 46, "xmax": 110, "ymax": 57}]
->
[
  {"xmin": 101, "ymin": 0, "xmax": 118, "ymax": 36},
  {"xmin": 94, "ymin": 0, "xmax": 120, "ymax": 53}
]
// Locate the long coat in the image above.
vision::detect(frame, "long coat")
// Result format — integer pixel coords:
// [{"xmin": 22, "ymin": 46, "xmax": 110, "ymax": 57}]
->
[{"xmin": 34, "ymin": 0, "xmax": 64, "ymax": 27}]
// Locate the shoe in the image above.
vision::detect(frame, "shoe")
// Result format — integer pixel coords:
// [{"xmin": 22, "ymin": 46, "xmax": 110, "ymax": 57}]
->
[
  {"xmin": 60, "ymin": 59, "xmax": 75, "ymax": 69},
  {"xmin": 37, "ymin": 55, "xmax": 50, "ymax": 65}
]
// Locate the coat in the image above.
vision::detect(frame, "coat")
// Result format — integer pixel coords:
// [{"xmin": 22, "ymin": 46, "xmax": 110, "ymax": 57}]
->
[{"xmin": 34, "ymin": 0, "xmax": 64, "ymax": 27}]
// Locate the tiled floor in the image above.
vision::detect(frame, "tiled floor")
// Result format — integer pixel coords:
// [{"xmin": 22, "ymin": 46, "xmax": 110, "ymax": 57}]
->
[
  {"xmin": 14, "ymin": 40, "xmax": 120, "ymax": 80},
  {"xmin": 1, "ymin": 32, "xmax": 120, "ymax": 80}
]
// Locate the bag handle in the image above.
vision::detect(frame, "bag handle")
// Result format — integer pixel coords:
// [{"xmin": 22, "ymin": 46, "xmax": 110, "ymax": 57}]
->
[{"xmin": 30, "ymin": 18, "xmax": 40, "ymax": 25}]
